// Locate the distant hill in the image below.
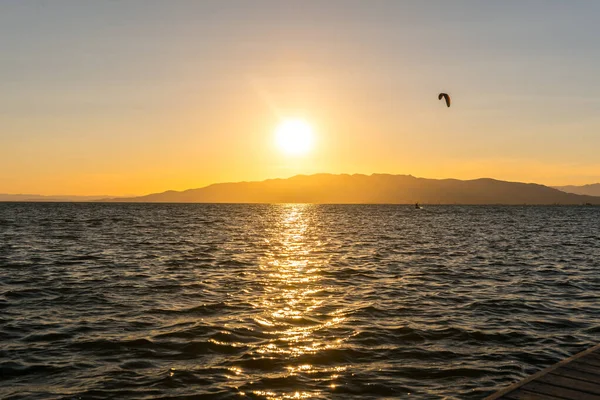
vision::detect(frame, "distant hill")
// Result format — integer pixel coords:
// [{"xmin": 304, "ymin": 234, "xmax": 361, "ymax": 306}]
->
[
  {"xmin": 105, "ymin": 174, "xmax": 600, "ymax": 205},
  {"xmin": 553, "ymin": 183, "xmax": 600, "ymax": 197},
  {"xmin": 0, "ymin": 194, "xmax": 112, "ymax": 202}
]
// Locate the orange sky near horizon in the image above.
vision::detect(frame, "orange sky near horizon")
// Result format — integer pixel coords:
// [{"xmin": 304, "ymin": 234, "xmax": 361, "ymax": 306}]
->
[{"xmin": 2, "ymin": 2, "xmax": 600, "ymax": 196}]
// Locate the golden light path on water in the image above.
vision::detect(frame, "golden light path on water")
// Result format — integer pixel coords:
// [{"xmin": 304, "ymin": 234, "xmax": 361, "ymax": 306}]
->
[{"xmin": 247, "ymin": 204, "xmax": 347, "ymax": 399}]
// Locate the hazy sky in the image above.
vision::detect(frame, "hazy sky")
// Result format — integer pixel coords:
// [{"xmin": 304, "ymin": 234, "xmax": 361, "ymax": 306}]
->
[{"xmin": 2, "ymin": 1, "xmax": 600, "ymax": 195}]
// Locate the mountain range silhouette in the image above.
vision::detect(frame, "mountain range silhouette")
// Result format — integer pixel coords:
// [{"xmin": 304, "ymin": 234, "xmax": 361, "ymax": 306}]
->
[{"xmin": 103, "ymin": 174, "xmax": 600, "ymax": 205}]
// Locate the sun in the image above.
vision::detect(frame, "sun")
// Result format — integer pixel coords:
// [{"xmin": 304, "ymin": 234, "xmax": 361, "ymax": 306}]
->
[{"xmin": 275, "ymin": 119, "xmax": 314, "ymax": 155}]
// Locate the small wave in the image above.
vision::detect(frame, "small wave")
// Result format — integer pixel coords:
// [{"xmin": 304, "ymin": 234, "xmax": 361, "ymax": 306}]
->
[
  {"xmin": 23, "ymin": 331, "xmax": 74, "ymax": 343},
  {"xmin": 149, "ymin": 301, "xmax": 247, "ymax": 317},
  {"xmin": 0, "ymin": 361, "xmax": 68, "ymax": 378}
]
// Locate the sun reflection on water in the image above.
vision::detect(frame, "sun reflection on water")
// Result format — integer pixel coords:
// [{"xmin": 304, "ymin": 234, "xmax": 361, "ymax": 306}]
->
[{"xmin": 247, "ymin": 204, "xmax": 346, "ymax": 398}]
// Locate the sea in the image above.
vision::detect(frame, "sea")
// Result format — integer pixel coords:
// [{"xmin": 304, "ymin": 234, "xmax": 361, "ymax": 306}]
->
[{"xmin": 1, "ymin": 203, "xmax": 599, "ymax": 399}]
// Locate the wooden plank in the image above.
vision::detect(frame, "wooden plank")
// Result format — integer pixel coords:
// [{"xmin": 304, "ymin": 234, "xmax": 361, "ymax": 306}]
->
[
  {"xmin": 552, "ymin": 366, "xmax": 600, "ymax": 385},
  {"xmin": 503, "ymin": 389, "xmax": 566, "ymax": 400},
  {"xmin": 484, "ymin": 343, "xmax": 600, "ymax": 400},
  {"xmin": 540, "ymin": 373, "xmax": 600, "ymax": 395},
  {"xmin": 520, "ymin": 381, "xmax": 600, "ymax": 400},
  {"xmin": 567, "ymin": 360, "xmax": 600, "ymax": 375},
  {"xmin": 577, "ymin": 355, "xmax": 600, "ymax": 368},
  {"xmin": 583, "ymin": 353, "xmax": 600, "ymax": 363},
  {"xmin": 581, "ymin": 353, "xmax": 600, "ymax": 362}
]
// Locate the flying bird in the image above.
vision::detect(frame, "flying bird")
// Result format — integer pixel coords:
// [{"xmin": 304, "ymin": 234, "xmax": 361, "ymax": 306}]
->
[{"xmin": 438, "ymin": 93, "xmax": 451, "ymax": 107}]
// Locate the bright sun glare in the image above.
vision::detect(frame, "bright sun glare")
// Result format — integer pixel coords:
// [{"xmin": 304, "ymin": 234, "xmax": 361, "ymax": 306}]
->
[{"xmin": 275, "ymin": 119, "xmax": 314, "ymax": 156}]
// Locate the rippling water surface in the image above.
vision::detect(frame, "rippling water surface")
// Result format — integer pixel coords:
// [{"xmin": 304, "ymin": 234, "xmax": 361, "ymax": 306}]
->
[{"xmin": 1, "ymin": 203, "xmax": 599, "ymax": 399}]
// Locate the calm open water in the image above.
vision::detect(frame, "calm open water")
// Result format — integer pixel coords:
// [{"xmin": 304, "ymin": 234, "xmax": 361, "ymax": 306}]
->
[{"xmin": 1, "ymin": 203, "xmax": 599, "ymax": 399}]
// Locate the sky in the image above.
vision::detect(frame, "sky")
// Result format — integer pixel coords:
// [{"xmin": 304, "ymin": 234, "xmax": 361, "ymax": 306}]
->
[{"xmin": 2, "ymin": 0, "xmax": 600, "ymax": 195}]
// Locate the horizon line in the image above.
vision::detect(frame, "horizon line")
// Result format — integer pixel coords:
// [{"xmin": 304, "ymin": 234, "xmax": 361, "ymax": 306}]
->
[{"xmin": 1, "ymin": 172, "xmax": 599, "ymax": 199}]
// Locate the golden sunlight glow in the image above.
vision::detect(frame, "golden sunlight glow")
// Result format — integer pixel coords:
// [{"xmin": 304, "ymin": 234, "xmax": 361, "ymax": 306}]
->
[
  {"xmin": 275, "ymin": 119, "xmax": 314, "ymax": 155},
  {"xmin": 230, "ymin": 205, "xmax": 349, "ymax": 398}
]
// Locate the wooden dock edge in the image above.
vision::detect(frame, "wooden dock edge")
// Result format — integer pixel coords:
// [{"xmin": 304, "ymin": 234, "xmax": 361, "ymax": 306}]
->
[{"xmin": 484, "ymin": 343, "xmax": 600, "ymax": 400}]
